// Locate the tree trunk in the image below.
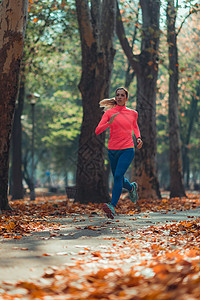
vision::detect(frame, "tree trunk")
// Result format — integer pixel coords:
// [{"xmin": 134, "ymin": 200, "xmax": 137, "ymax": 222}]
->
[
  {"xmin": 0, "ymin": 0, "xmax": 29, "ymax": 210},
  {"xmin": 135, "ymin": 72, "xmax": 161, "ymax": 199},
  {"xmin": 124, "ymin": 5, "xmax": 139, "ymax": 89},
  {"xmin": 75, "ymin": 0, "xmax": 116, "ymax": 203},
  {"xmin": 182, "ymin": 92, "xmax": 198, "ymax": 187},
  {"xmin": 11, "ymin": 73, "xmax": 25, "ymax": 200},
  {"xmin": 134, "ymin": 0, "xmax": 161, "ymax": 199},
  {"xmin": 116, "ymin": 0, "xmax": 161, "ymax": 199},
  {"xmin": 167, "ymin": 0, "xmax": 186, "ymax": 198}
]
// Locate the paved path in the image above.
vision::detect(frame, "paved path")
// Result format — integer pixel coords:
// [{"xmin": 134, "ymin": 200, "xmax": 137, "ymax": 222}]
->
[{"xmin": 0, "ymin": 208, "xmax": 200, "ymax": 283}]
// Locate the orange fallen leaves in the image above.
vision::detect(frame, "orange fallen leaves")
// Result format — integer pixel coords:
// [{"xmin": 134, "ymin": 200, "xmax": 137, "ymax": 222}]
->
[
  {"xmin": 0, "ymin": 193, "xmax": 200, "ymax": 299},
  {"xmin": 2, "ymin": 249, "xmax": 200, "ymax": 299},
  {"xmin": 0, "ymin": 192, "xmax": 199, "ymax": 240}
]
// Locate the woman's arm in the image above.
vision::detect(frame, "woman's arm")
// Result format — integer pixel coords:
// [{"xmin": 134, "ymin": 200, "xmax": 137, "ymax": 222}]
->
[
  {"xmin": 95, "ymin": 112, "xmax": 110, "ymax": 135},
  {"xmin": 132, "ymin": 112, "xmax": 143, "ymax": 149},
  {"xmin": 132, "ymin": 111, "xmax": 141, "ymax": 139}
]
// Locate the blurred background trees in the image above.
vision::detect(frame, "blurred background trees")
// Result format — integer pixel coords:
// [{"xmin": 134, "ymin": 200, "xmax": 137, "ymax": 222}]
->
[
  {"xmin": 0, "ymin": 0, "xmax": 199, "ymax": 209},
  {"xmin": 10, "ymin": 0, "xmax": 81, "ymax": 201}
]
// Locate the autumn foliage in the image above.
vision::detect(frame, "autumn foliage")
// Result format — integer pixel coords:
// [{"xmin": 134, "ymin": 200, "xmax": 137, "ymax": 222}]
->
[
  {"xmin": 0, "ymin": 193, "xmax": 200, "ymax": 299},
  {"xmin": 0, "ymin": 192, "xmax": 199, "ymax": 239}
]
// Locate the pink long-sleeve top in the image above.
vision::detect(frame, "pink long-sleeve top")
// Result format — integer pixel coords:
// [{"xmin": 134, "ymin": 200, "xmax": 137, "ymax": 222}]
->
[{"xmin": 95, "ymin": 105, "xmax": 141, "ymax": 150}]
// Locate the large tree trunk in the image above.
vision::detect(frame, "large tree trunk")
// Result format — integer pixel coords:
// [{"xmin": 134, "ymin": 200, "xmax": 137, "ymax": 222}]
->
[
  {"xmin": 75, "ymin": 0, "xmax": 116, "ymax": 203},
  {"xmin": 182, "ymin": 91, "xmax": 198, "ymax": 187},
  {"xmin": 134, "ymin": 0, "xmax": 161, "ymax": 199},
  {"xmin": 167, "ymin": 0, "xmax": 186, "ymax": 198},
  {"xmin": 11, "ymin": 73, "xmax": 25, "ymax": 200},
  {"xmin": 0, "ymin": 0, "xmax": 29, "ymax": 210},
  {"xmin": 116, "ymin": 0, "xmax": 161, "ymax": 199}
]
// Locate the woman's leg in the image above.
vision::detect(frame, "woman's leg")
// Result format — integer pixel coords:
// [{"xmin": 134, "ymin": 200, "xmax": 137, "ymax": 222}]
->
[
  {"xmin": 123, "ymin": 177, "xmax": 133, "ymax": 191},
  {"xmin": 110, "ymin": 148, "xmax": 134, "ymax": 207},
  {"xmin": 108, "ymin": 150, "xmax": 118, "ymax": 178}
]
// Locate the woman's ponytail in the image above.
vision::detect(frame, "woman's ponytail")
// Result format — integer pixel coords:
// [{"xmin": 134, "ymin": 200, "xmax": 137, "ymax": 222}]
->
[{"xmin": 99, "ymin": 98, "xmax": 117, "ymax": 111}]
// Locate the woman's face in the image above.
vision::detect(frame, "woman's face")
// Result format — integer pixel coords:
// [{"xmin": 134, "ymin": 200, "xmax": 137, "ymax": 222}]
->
[{"xmin": 115, "ymin": 89, "xmax": 128, "ymax": 106}]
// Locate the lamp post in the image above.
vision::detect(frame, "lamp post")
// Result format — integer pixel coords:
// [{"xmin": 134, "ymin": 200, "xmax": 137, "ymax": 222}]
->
[{"xmin": 27, "ymin": 92, "xmax": 40, "ymax": 201}]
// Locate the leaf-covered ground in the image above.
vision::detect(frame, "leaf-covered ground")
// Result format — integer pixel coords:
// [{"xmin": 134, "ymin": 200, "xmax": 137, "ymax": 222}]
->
[
  {"xmin": 0, "ymin": 192, "xmax": 199, "ymax": 239},
  {"xmin": 0, "ymin": 192, "xmax": 200, "ymax": 299}
]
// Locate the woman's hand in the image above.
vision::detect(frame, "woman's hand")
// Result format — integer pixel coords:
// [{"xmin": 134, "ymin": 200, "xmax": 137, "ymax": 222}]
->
[
  {"xmin": 109, "ymin": 113, "xmax": 119, "ymax": 125},
  {"xmin": 137, "ymin": 137, "xmax": 143, "ymax": 149}
]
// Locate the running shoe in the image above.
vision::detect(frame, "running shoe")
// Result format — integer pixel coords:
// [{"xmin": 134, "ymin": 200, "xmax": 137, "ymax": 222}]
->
[
  {"xmin": 129, "ymin": 182, "xmax": 138, "ymax": 203},
  {"xmin": 102, "ymin": 203, "xmax": 115, "ymax": 219}
]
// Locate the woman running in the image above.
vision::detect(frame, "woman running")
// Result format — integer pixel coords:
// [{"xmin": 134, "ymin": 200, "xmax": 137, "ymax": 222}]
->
[{"xmin": 95, "ymin": 87, "xmax": 143, "ymax": 219}]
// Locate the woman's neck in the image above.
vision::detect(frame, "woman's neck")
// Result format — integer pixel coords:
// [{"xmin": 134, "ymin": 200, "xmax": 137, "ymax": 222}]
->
[{"xmin": 116, "ymin": 104, "xmax": 126, "ymax": 109}]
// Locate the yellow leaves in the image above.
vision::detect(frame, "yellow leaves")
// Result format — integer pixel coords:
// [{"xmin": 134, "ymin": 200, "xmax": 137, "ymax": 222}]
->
[{"xmin": 6, "ymin": 221, "xmax": 16, "ymax": 231}]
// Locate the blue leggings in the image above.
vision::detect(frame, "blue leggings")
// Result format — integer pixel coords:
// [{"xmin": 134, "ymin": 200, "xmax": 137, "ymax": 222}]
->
[{"xmin": 108, "ymin": 148, "xmax": 135, "ymax": 207}]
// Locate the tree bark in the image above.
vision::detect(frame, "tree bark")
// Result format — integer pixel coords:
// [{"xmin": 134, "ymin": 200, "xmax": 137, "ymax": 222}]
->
[
  {"xmin": 0, "ymin": 0, "xmax": 29, "ymax": 210},
  {"xmin": 75, "ymin": 0, "xmax": 116, "ymax": 203},
  {"xmin": 11, "ymin": 72, "xmax": 25, "ymax": 200},
  {"xmin": 182, "ymin": 89, "xmax": 198, "ymax": 187},
  {"xmin": 167, "ymin": 0, "xmax": 186, "ymax": 198},
  {"xmin": 116, "ymin": 0, "xmax": 161, "ymax": 199},
  {"xmin": 124, "ymin": 5, "xmax": 139, "ymax": 89}
]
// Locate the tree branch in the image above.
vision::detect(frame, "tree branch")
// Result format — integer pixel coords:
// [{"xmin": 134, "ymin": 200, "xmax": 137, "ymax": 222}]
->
[
  {"xmin": 75, "ymin": 0, "xmax": 95, "ymax": 47},
  {"xmin": 125, "ymin": 2, "xmax": 139, "ymax": 87},
  {"xmin": 101, "ymin": 0, "xmax": 116, "ymax": 48},
  {"xmin": 116, "ymin": 0, "xmax": 140, "ymax": 75},
  {"xmin": 177, "ymin": 7, "xmax": 200, "ymax": 36}
]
